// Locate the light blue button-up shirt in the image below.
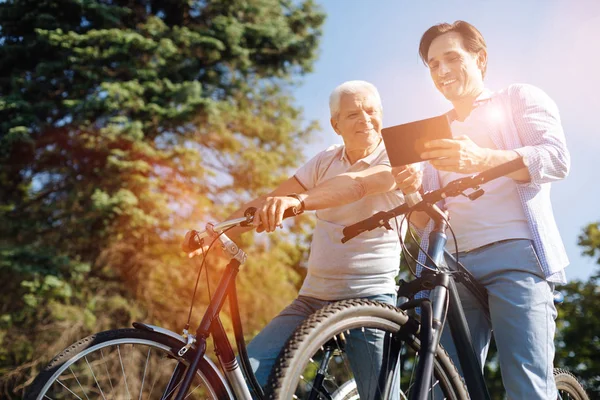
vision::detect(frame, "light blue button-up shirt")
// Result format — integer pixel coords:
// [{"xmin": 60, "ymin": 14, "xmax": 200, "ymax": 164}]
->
[{"xmin": 419, "ymin": 83, "xmax": 570, "ymax": 283}]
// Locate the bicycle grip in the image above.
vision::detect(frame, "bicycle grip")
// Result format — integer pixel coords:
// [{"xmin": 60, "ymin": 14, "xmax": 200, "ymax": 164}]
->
[
  {"xmin": 341, "ymin": 211, "xmax": 392, "ymax": 243},
  {"xmin": 244, "ymin": 206, "xmax": 301, "ymax": 221},
  {"xmin": 283, "ymin": 207, "xmax": 301, "ymax": 219},
  {"xmin": 182, "ymin": 230, "xmax": 201, "ymax": 253}
]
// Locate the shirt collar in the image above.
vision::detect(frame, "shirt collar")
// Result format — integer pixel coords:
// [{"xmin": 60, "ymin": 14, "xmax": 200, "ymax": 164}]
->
[
  {"xmin": 446, "ymin": 88, "xmax": 495, "ymax": 123},
  {"xmin": 475, "ymin": 88, "xmax": 494, "ymax": 103},
  {"xmin": 340, "ymin": 138, "xmax": 383, "ymax": 165}
]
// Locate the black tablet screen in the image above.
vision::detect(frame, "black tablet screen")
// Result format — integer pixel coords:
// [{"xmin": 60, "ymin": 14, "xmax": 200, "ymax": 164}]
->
[{"xmin": 381, "ymin": 114, "xmax": 452, "ymax": 167}]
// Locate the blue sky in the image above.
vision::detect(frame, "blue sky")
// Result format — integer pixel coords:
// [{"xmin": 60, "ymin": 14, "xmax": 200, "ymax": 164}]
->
[{"xmin": 291, "ymin": 0, "xmax": 600, "ymax": 282}]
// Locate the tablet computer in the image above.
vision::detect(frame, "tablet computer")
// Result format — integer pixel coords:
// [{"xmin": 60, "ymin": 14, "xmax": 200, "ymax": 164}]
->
[{"xmin": 381, "ymin": 114, "xmax": 452, "ymax": 167}]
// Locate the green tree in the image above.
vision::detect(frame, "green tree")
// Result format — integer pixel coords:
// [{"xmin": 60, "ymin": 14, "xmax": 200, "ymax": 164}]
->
[
  {"xmin": 554, "ymin": 222, "xmax": 600, "ymax": 397},
  {"xmin": 0, "ymin": 0, "xmax": 324, "ymax": 397}
]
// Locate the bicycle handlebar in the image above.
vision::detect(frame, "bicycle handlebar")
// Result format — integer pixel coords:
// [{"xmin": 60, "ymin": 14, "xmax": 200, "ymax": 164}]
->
[
  {"xmin": 182, "ymin": 206, "xmax": 300, "ymax": 253},
  {"xmin": 341, "ymin": 157, "xmax": 527, "ymax": 243}
]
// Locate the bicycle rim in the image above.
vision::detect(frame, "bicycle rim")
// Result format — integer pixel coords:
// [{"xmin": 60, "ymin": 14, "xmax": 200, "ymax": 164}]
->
[
  {"xmin": 331, "ymin": 379, "xmax": 360, "ymax": 400},
  {"xmin": 26, "ymin": 328, "xmax": 228, "ymax": 400},
  {"xmin": 266, "ymin": 299, "xmax": 468, "ymax": 399}
]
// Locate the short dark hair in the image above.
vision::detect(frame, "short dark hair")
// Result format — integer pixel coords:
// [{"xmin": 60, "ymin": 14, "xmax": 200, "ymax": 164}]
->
[{"xmin": 418, "ymin": 20, "xmax": 488, "ymax": 78}]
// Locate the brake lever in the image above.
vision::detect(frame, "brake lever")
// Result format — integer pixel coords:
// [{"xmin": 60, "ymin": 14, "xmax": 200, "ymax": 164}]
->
[{"xmin": 242, "ymin": 207, "xmax": 257, "ymax": 226}]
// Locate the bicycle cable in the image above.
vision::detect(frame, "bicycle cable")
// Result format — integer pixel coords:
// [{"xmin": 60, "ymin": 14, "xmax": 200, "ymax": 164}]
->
[
  {"xmin": 392, "ymin": 213, "xmax": 411, "ymax": 275},
  {"xmin": 201, "ymin": 242, "xmax": 212, "ymax": 304},
  {"xmin": 398, "ymin": 208, "xmax": 461, "ymax": 277},
  {"xmin": 184, "ymin": 227, "xmax": 233, "ymax": 330},
  {"xmin": 397, "ymin": 211, "xmax": 418, "ymax": 278}
]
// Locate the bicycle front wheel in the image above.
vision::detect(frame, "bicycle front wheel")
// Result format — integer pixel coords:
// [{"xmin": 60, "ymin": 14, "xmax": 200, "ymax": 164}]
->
[
  {"xmin": 554, "ymin": 369, "xmax": 589, "ymax": 400},
  {"xmin": 266, "ymin": 299, "xmax": 468, "ymax": 399},
  {"xmin": 26, "ymin": 328, "xmax": 229, "ymax": 400}
]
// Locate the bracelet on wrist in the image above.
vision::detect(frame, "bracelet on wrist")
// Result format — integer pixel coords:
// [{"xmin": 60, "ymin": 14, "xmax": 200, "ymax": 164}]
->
[{"xmin": 286, "ymin": 193, "xmax": 305, "ymax": 215}]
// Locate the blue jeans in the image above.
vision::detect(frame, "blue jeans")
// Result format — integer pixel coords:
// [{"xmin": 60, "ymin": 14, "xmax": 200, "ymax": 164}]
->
[
  {"xmin": 440, "ymin": 239, "xmax": 557, "ymax": 399},
  {"xmin": 247, "ymin": 293, "xmax": 398, "ymax": 399}
]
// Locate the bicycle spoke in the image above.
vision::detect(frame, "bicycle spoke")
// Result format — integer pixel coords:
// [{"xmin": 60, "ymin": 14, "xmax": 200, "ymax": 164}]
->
[
  {"xmin": 56, "ymin": 376, "xmax": 84, "ymax": 400},
  {"xmin": 117, "ymin": 345, "xmax": 132, "ymax": 399},
  {"xmin": 84, "ymin": 356, "xmax": 107, "ymax": 400},
  {"xmin": 128, "ymin": 344, "xmax": 136, "ymax": 390},
  {"xmin": 359, "ymin": 327, "xmax": 378, "ymax": 397},
  {"xmin": 340, "ymin": 331, "xmax": 356, "ymax": 379},
  {"xmin": 298, "ymin": 374, "xmax": 329, "ymax": 399},
  {"xmin": 138, "ymin": 348, "xmax": 151, "ymax": 400},
  {"xmin": 163, "ymin": 368, "xmax": 186, "ymax": 400},
  {"xmin": 184, "ymin": 382, "xmax": 205, "ymax": 399},
  {"xmin": 69, "ymin": 366, "xmax": 91, "ymax": 400},
  {"xmin": 324, "ymin": 334, "xmax": 354, "ymax": 397},
  {"xmin": 325, "ymin": 335, "xmax": 353, "ymax": 396},
  {"xmin": 298, "ymin": 353, "xmax": 331, "ymax": 395},
  {"xmin": 405, "ymin": 349, "xmax": 419, "ymax": 395},
  {"xmin": 384, "ymin": 331, "xmax": 392, "ymax": 387},
  {"xmin": 148, "ymin": 355, "xmax": 169, "ymax": 400},
  {"xmin": 100, "ymin": 349, "xmax": 116, "ymax": 395}
]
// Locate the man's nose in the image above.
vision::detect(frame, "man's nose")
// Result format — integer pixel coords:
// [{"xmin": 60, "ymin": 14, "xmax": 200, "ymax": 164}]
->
[
  {"xmin": 357, "ymin": 111, "xmax": 370, "ymax": 124},
  {"xmin": 438, "ymin": 61, "xmax": 450, "ymax": 76}
]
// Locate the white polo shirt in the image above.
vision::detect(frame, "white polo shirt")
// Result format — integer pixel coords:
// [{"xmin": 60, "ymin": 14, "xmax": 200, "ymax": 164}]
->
[{"xmin": 294, "ymin": 141, "xmax": 407, "ymax": 300}]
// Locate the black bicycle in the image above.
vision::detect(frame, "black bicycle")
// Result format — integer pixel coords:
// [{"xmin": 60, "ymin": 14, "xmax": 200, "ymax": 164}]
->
[
  {"xmin": 25, "ymin": 202, "xmax": 364, "ymax": 400},
  {"xmin": 265, "ymin": 158, "xmax": 589, "ymax": 400}
]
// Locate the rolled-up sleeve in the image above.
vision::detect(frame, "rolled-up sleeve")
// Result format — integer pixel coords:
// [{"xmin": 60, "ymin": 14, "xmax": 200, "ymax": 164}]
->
[
  {"xmin": 510, "ymin": 84, "xmax": 570, "ymax": 186},
  {"xmin": 294, "ymin": 150, "xmax": 324, "ymax": 190},
  {"xmin": 295, "ymin": 144, "xmax": 342, "ymax": 190}
]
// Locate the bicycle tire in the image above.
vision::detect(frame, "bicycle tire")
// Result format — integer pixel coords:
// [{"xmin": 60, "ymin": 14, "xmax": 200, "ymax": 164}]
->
[
  {"xmin": 554, "ymin": 368, "xmax": 589, "ymax": 400},
  {"xmin": 25, "ymin": 328, "xmax": 230, "ymax": 400},
  {"xmin": 266, "ymin": 299, "xmax": 469, "ymax": 399}
]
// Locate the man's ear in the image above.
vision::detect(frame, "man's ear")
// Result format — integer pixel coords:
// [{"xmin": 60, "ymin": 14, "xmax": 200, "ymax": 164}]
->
[
  {"xmin": 330, "ymin": 117, "xmax": 341, "ymax": 135},
  {"xmin": 477, "ymin": 49, "xmax": 488, "ymax": 72}
]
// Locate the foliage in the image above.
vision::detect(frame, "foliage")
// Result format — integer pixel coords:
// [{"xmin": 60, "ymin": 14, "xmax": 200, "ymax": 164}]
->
[
  {"xmin": 553, "ymin": 221, "xmax": 600, "ymax": 397},
  {"xmin": 0, "ymin": 0, "xmax": 324, "ymax": 397},
  {"xmin": 555, "ymin": 274, "xmax": 600, "ymax": 397}
]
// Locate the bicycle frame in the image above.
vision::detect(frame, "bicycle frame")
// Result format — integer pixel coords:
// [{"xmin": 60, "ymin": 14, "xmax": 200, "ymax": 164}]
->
[
  {"xmin": 409, "ymin": 204, "xmax": 492, "ymax": 400},
  {"xmin": 172, "ymin": 232, "xmax": 264, "ymax": 400},
  {"xmin": 333, "ymin": 202, "xmax": 494, "ymax": 400},
  {"xmin": 334, "ymin": 158, "xmax": 566, "ymax": 400}
]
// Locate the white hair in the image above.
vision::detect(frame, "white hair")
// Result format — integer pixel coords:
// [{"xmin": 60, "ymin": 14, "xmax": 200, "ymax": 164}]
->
[{"xmin": 329, "ymin": 80, "xmax": 382, "ymax": 119}]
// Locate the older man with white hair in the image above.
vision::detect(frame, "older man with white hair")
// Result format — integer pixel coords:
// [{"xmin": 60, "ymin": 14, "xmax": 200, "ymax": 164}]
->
[{"xmin": 192, "ymin": 80, "xmax": 421, "ymax": 398}]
